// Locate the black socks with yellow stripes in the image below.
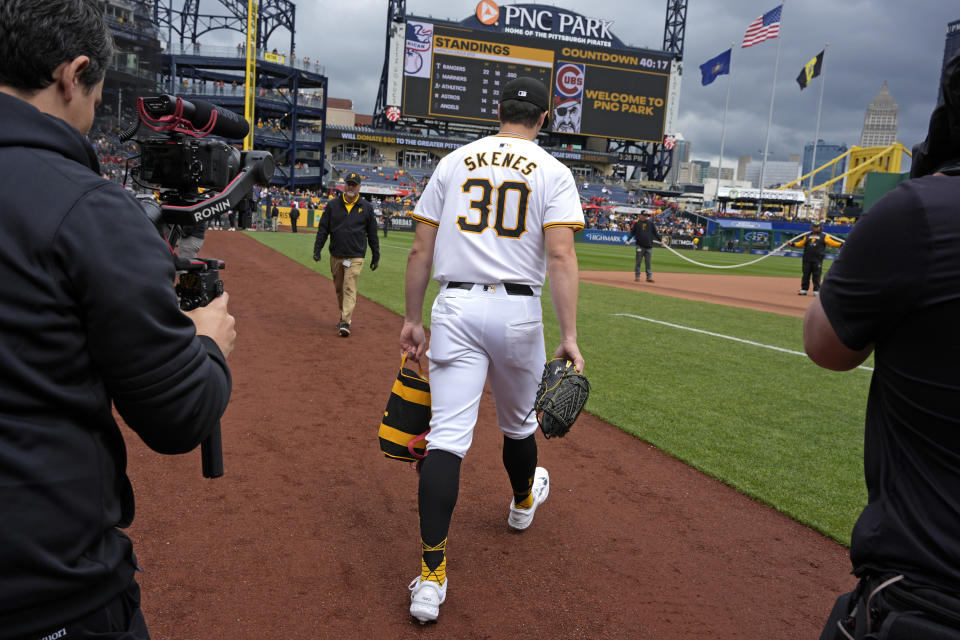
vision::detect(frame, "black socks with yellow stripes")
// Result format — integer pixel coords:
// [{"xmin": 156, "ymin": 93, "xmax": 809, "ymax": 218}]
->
[
  {"xmin": 418, "ymin": 449, "xmax": 462, "ymax": 577},
  {"xmin": 503, "ymin": 433, "xmax": 538, "ymax": 508}
]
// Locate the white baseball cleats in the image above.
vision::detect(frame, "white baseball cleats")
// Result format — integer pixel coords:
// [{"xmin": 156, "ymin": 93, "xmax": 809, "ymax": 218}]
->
[
  {"xmin": 507, "ymin": 466, "xmax": 550, "ymax": 530},
  {"xmin": 409, "ymin": 576, "xmax": 447, "ymax": 624}
]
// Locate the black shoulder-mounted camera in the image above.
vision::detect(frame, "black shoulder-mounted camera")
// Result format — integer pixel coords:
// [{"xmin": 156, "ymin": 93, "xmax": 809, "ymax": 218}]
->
[
  {"xmin": 121, "ymin": 94, "xmax": 274, "ymax": 313},
  {"xmin": 119, "ymin": 95, "xmax": 275, "ymax": 479}
]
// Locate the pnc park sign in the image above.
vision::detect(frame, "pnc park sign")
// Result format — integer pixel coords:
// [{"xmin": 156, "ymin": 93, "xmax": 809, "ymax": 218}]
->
[{"xmin": 466, "ymin": 1, "xmax": 626, "ymax": 49}]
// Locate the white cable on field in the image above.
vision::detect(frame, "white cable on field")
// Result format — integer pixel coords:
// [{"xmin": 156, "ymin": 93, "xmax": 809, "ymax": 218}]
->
[{"xmin": 651, "ymin": 230, "xmax": 809, "ymax": 270}]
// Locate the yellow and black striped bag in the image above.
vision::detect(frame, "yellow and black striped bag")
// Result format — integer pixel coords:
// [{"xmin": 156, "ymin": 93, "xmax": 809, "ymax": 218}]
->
[{"xmin": 378, "ymin": 355, "xmax": 431, "ymax": 462}]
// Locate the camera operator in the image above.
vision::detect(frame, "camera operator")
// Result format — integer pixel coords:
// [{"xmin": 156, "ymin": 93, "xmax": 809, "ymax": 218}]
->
[
  {"xmin": 806, "ymin": 53, "xmax": 960, "ymax": 639},
  {"xmin": 0, "ymin": 2, "xmax": 235, "ymax": 638}
]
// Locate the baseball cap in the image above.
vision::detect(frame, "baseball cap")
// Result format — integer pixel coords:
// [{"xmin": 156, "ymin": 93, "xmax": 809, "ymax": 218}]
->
[
  {"xmin": 344, "ymin": 172, "xmax": 362, "ymax": 184},
  {"xmin": 811, "ymin": 220, "xmax": 822, "ymax": 226},
  {"xmin": 500, "ymin": 77, "xmax": 550, "ymax": 126}
]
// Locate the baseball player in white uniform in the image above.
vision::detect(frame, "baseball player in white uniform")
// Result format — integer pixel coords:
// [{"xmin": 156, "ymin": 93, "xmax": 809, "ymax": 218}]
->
[{"xmin": 400, "ymin": 77, "xmax": 585, "ymax": 624}]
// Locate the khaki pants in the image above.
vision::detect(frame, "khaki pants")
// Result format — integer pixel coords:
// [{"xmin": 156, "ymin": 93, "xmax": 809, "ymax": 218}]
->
[{"xmin": 330, "ymin": 255, "xmax": 364, "ymax": 324}]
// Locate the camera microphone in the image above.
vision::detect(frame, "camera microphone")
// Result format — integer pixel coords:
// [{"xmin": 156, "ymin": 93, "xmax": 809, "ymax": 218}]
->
[
  {"xmin": 186, "ymin": 99, "xmax": 250, "ymax": 139},
  {"xmin": 140, "ymin": 95, "xmax": 250, "ymax": 139}
]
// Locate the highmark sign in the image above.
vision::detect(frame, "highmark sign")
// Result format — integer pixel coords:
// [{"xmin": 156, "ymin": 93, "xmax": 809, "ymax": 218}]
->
[{"xmin": 578, "ymin": 229, "xmax": 630, "ymax": 245}]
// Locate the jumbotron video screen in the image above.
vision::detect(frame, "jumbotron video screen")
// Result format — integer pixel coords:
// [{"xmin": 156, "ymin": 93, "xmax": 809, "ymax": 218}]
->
[{"xmin": 399, "ymin": 3, "xmax": 673, "ymax": 143}]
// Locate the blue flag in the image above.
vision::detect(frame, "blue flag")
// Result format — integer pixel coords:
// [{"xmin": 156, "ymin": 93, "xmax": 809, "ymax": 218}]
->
[{"xmin": 699, "ymin": 49, "xmax": 732, "ymax": 86}]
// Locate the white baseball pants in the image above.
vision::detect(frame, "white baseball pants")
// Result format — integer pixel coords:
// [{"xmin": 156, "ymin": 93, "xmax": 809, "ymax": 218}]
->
[{"xmin": 425, "ymin": 284, "xmax": 546, "ymax": 458}]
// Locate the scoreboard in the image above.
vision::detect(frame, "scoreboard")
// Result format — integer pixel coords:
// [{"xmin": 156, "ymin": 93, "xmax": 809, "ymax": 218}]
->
[
  {"xmin": 428, "ymin": 36, "xmax": 553, "ymax": 122},
  {"xmin": 399, "ymin": 8, "xmax": 673, "ymax": 143}
]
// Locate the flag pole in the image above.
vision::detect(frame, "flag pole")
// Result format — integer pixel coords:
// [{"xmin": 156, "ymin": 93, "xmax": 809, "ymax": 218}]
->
[
  {"xmin": 807, "ymin": 43, "xmax": 828, "ymax": 213},
  {"xmin": 757, "ymin": 2, "xmax": 785, "ymax": 218},
  {"xmin": 717, "ymin": 43, "xmax": 735, "ymax": 194}
]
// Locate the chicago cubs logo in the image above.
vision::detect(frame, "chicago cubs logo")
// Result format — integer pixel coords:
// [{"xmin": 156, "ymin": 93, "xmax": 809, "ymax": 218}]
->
[
  {"xmin": 555, "ymin": 64, "xmax": 585, "ymax": 98},
  {"xmin": 475, "ymin": 0, "xmax": 499, "ymax": 25}
]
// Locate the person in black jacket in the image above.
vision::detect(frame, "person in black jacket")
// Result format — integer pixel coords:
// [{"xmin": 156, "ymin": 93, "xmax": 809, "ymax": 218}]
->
[
  {"xmin": 625, "ymin": 211, "xmax": 662, "ymax": 282},
  {"xmin": 787, "ymin": 221, "xmax": 844, "ymax": 296},
  {"xmin": 289, "ymin": 199, "xmax": 300, "ymax": 233},
  {"xmin": 313, "ymin": 172, "xmax": 380, "ymax": 337},
  {"xmin": 0, "ymin": 2, "xmax": 235, "ymax": 638}
]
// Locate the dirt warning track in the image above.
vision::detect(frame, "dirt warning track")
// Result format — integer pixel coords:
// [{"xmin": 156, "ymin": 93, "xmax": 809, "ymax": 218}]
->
[{"xmin": 122, "ymin": 232, "xmax": 848, "ymax": 639}]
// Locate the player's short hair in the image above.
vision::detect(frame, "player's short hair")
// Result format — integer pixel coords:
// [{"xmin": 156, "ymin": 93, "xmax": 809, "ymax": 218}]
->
[
  {"xmin": 0, "ymin": 0, "xmax": 114, "ymax": 92},
  {"xmin": 499, "ymin": 100, "xmax": 543, "ymax": 128}
]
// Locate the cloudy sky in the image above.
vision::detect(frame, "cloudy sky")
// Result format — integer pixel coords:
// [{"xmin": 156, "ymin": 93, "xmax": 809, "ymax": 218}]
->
[{"xmin": 207, "ymin": 0, "xmax": 957, "ymax": 168}]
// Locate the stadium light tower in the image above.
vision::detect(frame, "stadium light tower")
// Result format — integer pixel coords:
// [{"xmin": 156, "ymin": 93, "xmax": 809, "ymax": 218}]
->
[
  {"xmin": 655, "ymin": 0, "xmax": 687, "ymax": 182},
  {"xmin": 663, "ymin": 0, "xmax": 687, "ymax": 59},
  {"xmin": 151, "ymin": 0, "xmax": 295, "ymax": 56},
  {"xmin": 373, "ymin": 0, "xmax": 407, "ymax": 130}
]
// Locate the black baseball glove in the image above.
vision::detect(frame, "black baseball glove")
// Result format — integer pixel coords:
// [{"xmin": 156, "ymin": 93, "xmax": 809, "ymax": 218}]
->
[{"xmin": 532, "ymin": 359, "xmax": 590, "ymax": 439}]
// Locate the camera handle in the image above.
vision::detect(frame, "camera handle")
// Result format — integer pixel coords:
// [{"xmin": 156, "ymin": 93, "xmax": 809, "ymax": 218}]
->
[
  {"xmin": 153, "ymin": 152, "xmax": 273, "ymax": 479},
  {"xmin": 201, "ymin": 424, "xmax": 224, "ymax": 478}
]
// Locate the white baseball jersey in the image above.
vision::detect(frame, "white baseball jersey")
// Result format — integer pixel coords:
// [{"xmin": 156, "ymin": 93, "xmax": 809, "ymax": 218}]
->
[{"xmin": 412, "ymin": 133, "xmax": 584, "ymax": 285}]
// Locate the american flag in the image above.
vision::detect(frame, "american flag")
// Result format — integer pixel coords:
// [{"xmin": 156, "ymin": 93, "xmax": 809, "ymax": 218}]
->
[{"xmin": 742, "ymin": 5, "xmax": 782, "ymax": 48}]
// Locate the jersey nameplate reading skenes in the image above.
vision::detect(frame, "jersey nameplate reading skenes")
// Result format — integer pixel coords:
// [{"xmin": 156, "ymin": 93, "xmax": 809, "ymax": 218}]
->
[{"xmin": 463, "ymin": 151, "xmax": 537, "ymax": 175}]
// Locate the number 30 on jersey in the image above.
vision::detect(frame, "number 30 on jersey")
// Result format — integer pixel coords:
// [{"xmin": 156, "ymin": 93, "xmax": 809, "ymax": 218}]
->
[{"xmin": 458, "ymin": 179, "xmax": 530, "ymax": 239}]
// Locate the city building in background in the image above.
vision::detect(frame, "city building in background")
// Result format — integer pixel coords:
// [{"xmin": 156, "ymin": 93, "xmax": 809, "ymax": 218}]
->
[
  {"xmin": 745, "ymin": 160, "xmax": 801, "ymax": 189},
  {"xmin": 859, "ymin": 81, "xmax": 899, "ymax": 147},
  {"xmin": 664, "ymin": 135, "xmax": 691, "ymax": 186},
  {"xmin": 737, "ymin": 155, "xmax": 752, "ymax": 181},
  {"xmin": 802, "ymin": 141, "xmax": 848, "ymax": 193},
  {"xmin": 705, "ymin": 166, "xmax": 734, "ymax": 181}
]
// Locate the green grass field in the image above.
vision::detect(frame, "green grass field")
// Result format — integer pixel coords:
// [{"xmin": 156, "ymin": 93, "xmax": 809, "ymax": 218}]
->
[{"xmin": 248, "ymin": 230, "xmax": 867, "ymax": 545}]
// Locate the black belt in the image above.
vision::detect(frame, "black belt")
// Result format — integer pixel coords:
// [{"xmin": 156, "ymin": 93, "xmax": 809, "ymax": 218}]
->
[{"xmin": 447, "ymin": 281, "xmax": 533, "ymax": 296}]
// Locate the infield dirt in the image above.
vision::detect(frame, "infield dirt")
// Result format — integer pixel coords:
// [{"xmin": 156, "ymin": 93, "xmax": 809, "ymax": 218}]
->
[{"xmin": 124, "ymin": 231, "xmax": 850, "ymax": 639}]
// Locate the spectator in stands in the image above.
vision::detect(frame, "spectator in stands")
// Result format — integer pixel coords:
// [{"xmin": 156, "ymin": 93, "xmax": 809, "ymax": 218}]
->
[
  {"xmin": 626, "ymin": 211, "xmax": 662, "ymax": 283},
  {"xmin": 312, "ymin": 172, "xmax": 380, "ymax": 338}
]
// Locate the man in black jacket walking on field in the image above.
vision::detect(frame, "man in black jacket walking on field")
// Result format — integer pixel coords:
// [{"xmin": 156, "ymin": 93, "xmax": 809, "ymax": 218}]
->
[
  {"xmin": 626, "ymin": 211, "xmax": 662, "ymax": 283},
  {"xmin": 0, "ymin": 1, "xmax": 235, "ymax": 638},
  {"xmin": 313, "ymin": 173, "xmax": 380, "ymax": 337}
]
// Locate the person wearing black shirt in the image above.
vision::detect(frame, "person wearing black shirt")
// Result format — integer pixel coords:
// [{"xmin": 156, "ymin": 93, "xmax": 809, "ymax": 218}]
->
[
  {"xmin": 806, "ymin": 53, "xmax": 960, "ymax": 638},
  {"xmin": 289, "ymin": 200, "xmax": 300, "ymax": 233},
  {"xmin": 625, "ymin": 211, "xmax": 662, "ymax": 282},
  {"xmin": 382, "ymin": 210, "xmax": 392, "ymax": 238},
  {"xmin": 787, "ymin": 221, "xmax": 844, "ymax": 296},
  {"xmin": 313, "ymin": 172, "xmax": 380, "ymax": 337},
  {"xmin": 0, "ymin": 2, "xmax": 235, "ymax": 638}
]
